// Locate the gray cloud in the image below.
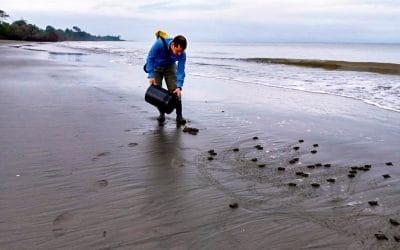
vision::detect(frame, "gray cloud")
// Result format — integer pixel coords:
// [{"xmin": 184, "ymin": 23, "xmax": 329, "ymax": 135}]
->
[
  {"xmin": 91, "ymin": 2, "xmax": 136, "ymax": 12},
  {"xmin": 3, "ymin": 0, "xmax": 399, "ymax": 43},
  {"xmin": 138, "ymin": 0, "xmax": 232, "ymax": 12}
]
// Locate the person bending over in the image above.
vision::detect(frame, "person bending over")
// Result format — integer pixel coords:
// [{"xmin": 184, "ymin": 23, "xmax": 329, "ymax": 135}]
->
[{"xmin": 145, "ymin": 34, "xmax": 187, "ymax": 125}]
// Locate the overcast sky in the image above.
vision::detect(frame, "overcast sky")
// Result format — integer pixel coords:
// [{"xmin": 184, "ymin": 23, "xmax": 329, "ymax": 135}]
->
[{"xmin": 1, "ymin": 0, "xmax": 399, "ymax": 43}]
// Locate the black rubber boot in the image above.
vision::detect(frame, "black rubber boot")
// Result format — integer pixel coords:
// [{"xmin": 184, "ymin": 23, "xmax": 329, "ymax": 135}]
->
[
  {"xmin": 175, "ymin": 100, "xmax": 186, "ymax": 125},
  {"xmin": 157, "ymin": 112, "xmax": 165, "ymax": 123}
]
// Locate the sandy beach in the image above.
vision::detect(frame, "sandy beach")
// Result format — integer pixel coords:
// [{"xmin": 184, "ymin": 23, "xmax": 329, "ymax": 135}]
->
[{"xmin": 1, "ymin": 43, "xmax": 400, "ymax": 250}]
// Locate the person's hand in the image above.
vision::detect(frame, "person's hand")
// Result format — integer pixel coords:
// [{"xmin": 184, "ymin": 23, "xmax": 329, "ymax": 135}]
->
[
  {"xmin": 173, "ymin": 88, "xmax": 182, "ymax": 98},
  {"xmin": 148, "ymin": 78, "xmax": 156, "ymax": 85}
]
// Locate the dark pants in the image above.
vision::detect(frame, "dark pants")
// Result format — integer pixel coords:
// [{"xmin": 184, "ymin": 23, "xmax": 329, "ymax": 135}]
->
[{"xmin": 154, "ymin": 64, "xmax": 182, "ymax": 117}]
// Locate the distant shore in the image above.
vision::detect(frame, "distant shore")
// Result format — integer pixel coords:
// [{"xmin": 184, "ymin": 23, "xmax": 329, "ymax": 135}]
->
[
  {"xmin": 0, "ymin": 39, "xmax": 33, "ymax": 45},
  {"xmin": 1, "ymin": 43, "xmax": 400, "ymax": 249},
  {"xmin": 245, "ymin": 57, "xmax": 400, "ymax": 75}
]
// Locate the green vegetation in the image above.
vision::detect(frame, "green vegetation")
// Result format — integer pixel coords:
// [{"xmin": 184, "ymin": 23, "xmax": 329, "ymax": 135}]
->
[{"xmin": 0, "ymin": 10, "xmax": 122, "ymax": 42}]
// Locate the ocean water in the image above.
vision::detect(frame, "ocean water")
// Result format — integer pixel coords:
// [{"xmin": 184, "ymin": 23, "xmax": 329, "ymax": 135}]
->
[{"xmin": 60, "ymin": 41, "xmax": 400, "ymax": 112}]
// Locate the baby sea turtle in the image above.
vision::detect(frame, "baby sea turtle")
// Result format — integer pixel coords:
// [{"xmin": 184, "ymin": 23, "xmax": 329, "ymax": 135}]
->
[
  {"xmin": 296, "ymin": 172, "xmax": 309, "ymax": 177},
  {"xmin": 368, "ymin": 200, "xmax": 378, "ymax": 206},
  {"xmin": 255, "ymin": 145, "xmax": 264, "ymax": 150},
  {"xmin": 229, "ymin": 202, "xmax": 239, "ymax": 209},
  {"xmin": 183, "ymin": 127, "xmax": 199, "ymax": 135},
  {"xmin": 351, "ymin": 166, "xmax": 358, "ymax": 170},
  {"xmin": 326, "ymin": 178, "xmax": 336, "ymax": 183},
  {"xmin": 207, "ymin": 156, "xmax": 214, "ymax": 161},
  {"xmin": 315, "ymin": 163, "xmax": 322, "ymax": 167},
  {"xmin": 307, "ymin": 165, "xmax": 315, "ymax": 169},
  {"xmin": 311, "ymin": 183, "xmax": 320, "ymax": 188},
  {"xmin": 258, "ymin": 164, "xmax": 266, "ymax": 168},
  {"xmin": 251, "ymin": 158, "xmax": 258, "ymax": 162},
  {"xmin": 349, "ymin": 170, "xmax": 357, "ymax": 174},
  {"xmin": 364, "ymin": 164, "xmax": 372, "ymax": 169},
  {"xmin": 374, "ymin": 233, "xmax": 388, "ymax": 240},
  {"xmin": 298, "ymin": 139, "xmax": 304, "ymax": 143},
  {"xmin": 289, "ymin": 158, "xmax": 299, "ymax": 164},
  {"xmin": 313, "ymin": 144, "xmax": 319, "ymax": 148},
  {"xmin": 208, "ymin": 149, "xmax": 217, "ymax": 156},
  {"xmin": 253, "ymin": 136, "xmax": 259, "ymax": 140},
  {"xmin": 277, "ymin": 167, "xmax": 286, "ymax": 171},
  {"xmin": 394, "ymin": 235, "xmax": 400, "ymax": 242},
  {"xmin": 293, "ymin": 146, "xmax": 300, "ymax": 151},
  {"xmin": 233, "ymin": 148, "xmax": 239, "ymax": 152},
  {"xmin": 348, "ymin": 174, "xmax": 356, "ymax": 178},
  {"xmin": 324, "ymin": 164, "xmax": 331, "ymax": 168},
  {"xmin": 382, "ymin": 174, "xmax": 391, "ymax": 179},
  {"xmin": 310, "ymin": 150, "xmax": 317, "ymax": 154},
  {"xmin": 386, "ymin": 162, "xmax": 393, "ymax": 166},
  {"xmin": 288, "ymin": 182, "xmax": 297, "ymax": 187},
  {"xmin": 389, "ymin": 218, "xmax": 399, "ymax": 226}
]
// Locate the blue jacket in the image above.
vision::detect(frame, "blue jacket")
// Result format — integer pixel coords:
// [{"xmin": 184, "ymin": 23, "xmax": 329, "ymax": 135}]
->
[{"xmin": 146, "ymin": 38, "xmax": 186, "ymax": 88}]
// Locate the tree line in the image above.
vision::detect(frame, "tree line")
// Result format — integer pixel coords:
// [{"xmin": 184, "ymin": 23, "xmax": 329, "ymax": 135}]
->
[{"xmin": 0, "ymin": 10, "xmax": 122, "ymax": 42}]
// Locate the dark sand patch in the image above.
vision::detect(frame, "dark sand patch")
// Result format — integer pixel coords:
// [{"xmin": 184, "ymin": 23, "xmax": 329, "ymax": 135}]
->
[{"xmin": 245, "ymin": 58, "xmax": 400, "ymax": 75}]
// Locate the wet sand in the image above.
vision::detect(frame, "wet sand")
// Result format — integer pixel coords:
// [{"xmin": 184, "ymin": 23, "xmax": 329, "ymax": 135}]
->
[{"xmin": 1, "ymin": 43, "xmax": 400, "ymax": 250}]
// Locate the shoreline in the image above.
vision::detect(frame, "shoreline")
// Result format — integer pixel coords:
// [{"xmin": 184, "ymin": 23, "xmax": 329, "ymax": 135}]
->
[
  {"xmin": 1, "ymin": 44, "xmax": 400, "ymax": 249},
  {"xmin": 0, "ymin": 39, "xmax": 35, "ymax": 45},
  {"xmin": 190, "ymin": 73, "xmax": 400, "ymax": 114}
]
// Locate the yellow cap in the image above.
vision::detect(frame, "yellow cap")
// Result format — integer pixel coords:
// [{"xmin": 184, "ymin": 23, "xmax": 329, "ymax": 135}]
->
[{"xmin": 155, "ymin": 30, "xmax": 169, "ymax": 39}]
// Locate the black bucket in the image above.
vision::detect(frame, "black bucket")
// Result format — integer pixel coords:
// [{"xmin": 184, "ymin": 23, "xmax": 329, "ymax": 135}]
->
[{"xmin": 145, "ymin": 85, "xmax": 177, "ymax": 114}]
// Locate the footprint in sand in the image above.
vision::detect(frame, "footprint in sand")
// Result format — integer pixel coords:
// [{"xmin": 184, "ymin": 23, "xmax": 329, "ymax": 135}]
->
[
  {"xmin": 97, "ymin": 179, "xmax": 109, "ymax": 187},
  {"xmin": 91, "ymin": 152, "xmax": 111, "ymax": 161},
  {"xmin": 52, "ymin": 212, "xmax": 73, "ymax": 237}
]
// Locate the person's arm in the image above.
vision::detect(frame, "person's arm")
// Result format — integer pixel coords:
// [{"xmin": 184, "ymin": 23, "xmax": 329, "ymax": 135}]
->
[
  {"xmin": 176, "ymin": 52, "xmax": 186, "ymax": 88},
  {"xmin": 146, "ymin": 40, "xmax": 161, "ymax": 84},
  {"xmin": 173, "ymin": 53, "xmax": 186, "ymax": 98}
]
